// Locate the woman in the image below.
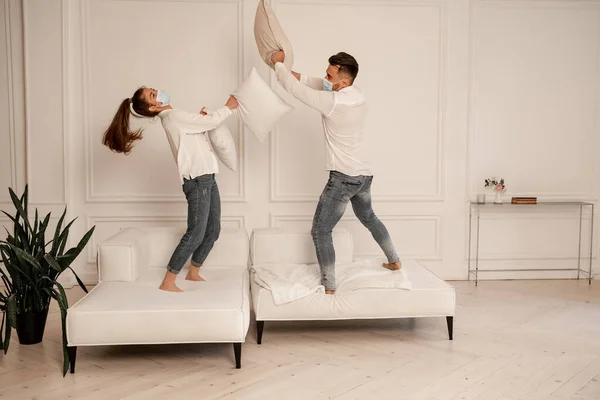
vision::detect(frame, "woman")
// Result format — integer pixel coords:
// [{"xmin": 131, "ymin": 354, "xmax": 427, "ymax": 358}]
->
[{"xmin": 102, "ymin": 87, "xmax": 238, "ymax": 292}]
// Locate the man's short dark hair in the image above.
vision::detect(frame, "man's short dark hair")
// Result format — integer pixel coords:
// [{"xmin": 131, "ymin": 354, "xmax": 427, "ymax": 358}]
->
[{"xmin": 328, "ymin": 52, "xmax": 359, "ymax": 84}]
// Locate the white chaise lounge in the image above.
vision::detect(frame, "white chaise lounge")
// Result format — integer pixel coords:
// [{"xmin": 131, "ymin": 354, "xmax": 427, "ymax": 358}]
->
[
  {"xmin": 249, "ymin": 227, "xmax": 456, "ymax": 344},
  {"xmin": 66, "ymin": 227, "xmax": 250, "ymax": 372}
]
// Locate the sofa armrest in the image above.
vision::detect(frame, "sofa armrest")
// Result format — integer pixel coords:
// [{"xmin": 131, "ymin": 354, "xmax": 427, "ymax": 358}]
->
[{"xmin": 97, "ymin": 228, "xmax": 149, "ymax": 282}]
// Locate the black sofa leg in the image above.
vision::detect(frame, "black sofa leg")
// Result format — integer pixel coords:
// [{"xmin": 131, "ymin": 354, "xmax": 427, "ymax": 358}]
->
[
  {"xmin": 446, "ymin": 316, "xmax": 454, "ymax": 340},
  {"xmin": 233, "ymin": 343, "xmax": 241, "ymax": 369},
  {"xmin": 257, "ymin": 321, "xmax": 264, "ymax": 345},
  {"xmin": 67, "ymin": 346, "xmax": 77, "ymax": 373}
]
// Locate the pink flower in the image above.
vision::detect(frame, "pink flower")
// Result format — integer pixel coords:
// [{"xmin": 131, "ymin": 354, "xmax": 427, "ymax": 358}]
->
[{"xmin": 495, "ymin": 184, "xmax": 503, "ymax": 191}]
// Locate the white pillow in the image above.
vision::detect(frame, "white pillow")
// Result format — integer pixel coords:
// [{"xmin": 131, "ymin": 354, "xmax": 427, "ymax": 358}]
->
[
  {"xmin": 208, "ymin": 123, "xmax": 237, "ymax": 172},
  {"xmin": 254, "ymin": 0, "xmax": 294, "ymax": 70},
  {"xmin": 232, "ymin": 67, "xmax": 293, "ymax": 143}
]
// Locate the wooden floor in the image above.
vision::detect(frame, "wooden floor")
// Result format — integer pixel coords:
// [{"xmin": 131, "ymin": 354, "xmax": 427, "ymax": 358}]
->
[{"xmin": 1, "ymin": 280, "xmax": 600, "ymax": 400}]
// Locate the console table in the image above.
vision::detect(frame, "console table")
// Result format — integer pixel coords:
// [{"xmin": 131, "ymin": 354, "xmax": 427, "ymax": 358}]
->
[{"xmin": 468, "ymin": 201, "xmax": 594, "ymax": 285}]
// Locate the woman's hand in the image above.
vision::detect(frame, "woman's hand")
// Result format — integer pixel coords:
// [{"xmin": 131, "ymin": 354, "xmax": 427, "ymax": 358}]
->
[
  {"xmin": 225, "ymin": 96, "xmax": 239, "ymax": 110},
  {"xmin": 149, "ymin": 104, "xmax": 172, "ymax": 113}
]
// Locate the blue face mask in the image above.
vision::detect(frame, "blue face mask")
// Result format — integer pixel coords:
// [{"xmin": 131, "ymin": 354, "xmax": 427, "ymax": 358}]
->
[
  {"xmin": 156, "ymin": 89, "xmax": 171, "ymax": 106},
  {"xmin": 322, "ymin": 79, "xmax": 343, "ymax": 92}
]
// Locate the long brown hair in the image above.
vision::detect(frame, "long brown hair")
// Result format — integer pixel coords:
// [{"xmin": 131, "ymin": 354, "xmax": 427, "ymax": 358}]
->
[{"xmin": 102, "ymin": 87, "xmax": 160, "ymax": 154}]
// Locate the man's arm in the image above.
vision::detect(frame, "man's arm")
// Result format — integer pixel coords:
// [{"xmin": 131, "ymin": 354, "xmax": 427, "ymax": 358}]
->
[
  {"xmin": 274, "ymin": 62, "xmax": 335, "ymax": 116},
  {"xmin": 272, "ymin": 50, "xmax": 325, "ymax": 91},
  {"xmin": 289, "ymin": 70, "xmax": 325, "ymax": 90},
  {"xmin": 301, "ymin": 75, "xmax": 325, "ymax": 90}
]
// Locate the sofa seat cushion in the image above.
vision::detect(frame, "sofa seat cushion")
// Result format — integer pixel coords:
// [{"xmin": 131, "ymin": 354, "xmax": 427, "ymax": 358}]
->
[
  {"xmin": 251, "ymin": 260, "xmax": 455, "ymax": 320},
  {"xmin": 68, "ymin": 267, "xmax": 249, "ymax": 346}
]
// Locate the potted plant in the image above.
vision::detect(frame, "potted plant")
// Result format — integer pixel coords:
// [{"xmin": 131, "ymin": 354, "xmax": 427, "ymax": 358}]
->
[
  {"xmin": 484, "ymin": 177, "xmax": 506, "ymax": 204},
  {"xmin": 0, "ymin": 185, "xmax": 95, "ymax": 376}
]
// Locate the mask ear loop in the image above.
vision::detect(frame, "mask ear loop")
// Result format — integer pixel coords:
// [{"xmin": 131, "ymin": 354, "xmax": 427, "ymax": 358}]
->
[{"xmin": 130, "ymin": 99, "xmax": 159, "ymax": 123}]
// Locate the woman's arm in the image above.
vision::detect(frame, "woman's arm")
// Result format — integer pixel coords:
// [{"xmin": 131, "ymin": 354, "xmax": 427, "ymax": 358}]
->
[{"xmin": 176, "ymin": 96, "xmax": 238, "ymax": 133}]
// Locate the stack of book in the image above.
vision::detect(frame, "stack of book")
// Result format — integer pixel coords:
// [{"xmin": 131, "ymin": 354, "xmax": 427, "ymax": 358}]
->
[{"xmin": 511, "ymin": 196, "xmax": 537, "ymax": 205}]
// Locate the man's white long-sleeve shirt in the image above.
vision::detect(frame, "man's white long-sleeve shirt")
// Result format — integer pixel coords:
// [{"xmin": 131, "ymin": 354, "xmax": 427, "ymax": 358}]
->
[
  {"xmin": 158, "ymin": 107, "xmax": 232, "ymax": 184},
  {"xmin": 274, "ymin": 62, "xmax": 372, "ymax": 177}
]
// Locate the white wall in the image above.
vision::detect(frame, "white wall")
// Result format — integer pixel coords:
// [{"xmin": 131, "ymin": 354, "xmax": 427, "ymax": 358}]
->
[
  {"xmin": 2, "ymin": 0, "xmax": 599, "ymax": 284},
  {"xmin": 0, "ymin": 0, "xmax": 26, "ymax": 238}
]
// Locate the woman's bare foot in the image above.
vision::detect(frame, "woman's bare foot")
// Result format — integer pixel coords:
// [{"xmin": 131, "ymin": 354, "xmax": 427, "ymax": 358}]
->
[
  {"xmin": 185, "ymin": 265, "xmax": 205, "ymax": 282},
  {"xmin": 159, "ymin": 271, "xmax": 183, "ymax": 292},
  {"xmin": 383, "ymin": 260, "xmax": 402, "ymax": 271},
  {"xmin": 325, "ymin": 290, "xmax": 335, "ymax": 295}
]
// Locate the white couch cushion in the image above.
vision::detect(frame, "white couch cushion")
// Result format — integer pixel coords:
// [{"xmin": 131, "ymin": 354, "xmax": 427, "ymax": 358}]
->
[
  {"xmin": 251, "ymin": 227, "xmax": 353, "ymax": 265},
  {"xmin": 251, "ymin": 260, "xmax": 455, "ymax": 320},
  {"xmin": 98, "ymin": 228, "xmax": 149, "ymax": 282},
  {"xmin": 68, "ymin": 268, "xmax": 250, "ymax": 345},
  {"xmin": 144, "ymin": 228, "xmax": 249, "ymax": 269},
  {"xmin": 98, "ymin": 228, "xmax": 249, "ymax": 283}
]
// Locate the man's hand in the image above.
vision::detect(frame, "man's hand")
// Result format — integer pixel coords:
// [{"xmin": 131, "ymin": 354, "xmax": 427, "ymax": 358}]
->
[
  {"xmin": 271, "ymin": 50, "xmax": 285, "ymax": 65},
  {"xmin": 199, "ymin": 107, "xmax": 207, "ymax": 115},
  {"xmin": 225, "ymin": 95, "xmax": 239, "ymax": 110}
]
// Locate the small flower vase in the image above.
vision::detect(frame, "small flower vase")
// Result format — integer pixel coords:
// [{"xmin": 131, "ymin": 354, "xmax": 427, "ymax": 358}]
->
[{"xmin": 493, "ymin": 190, "xmax": 503, "ymax": 204}]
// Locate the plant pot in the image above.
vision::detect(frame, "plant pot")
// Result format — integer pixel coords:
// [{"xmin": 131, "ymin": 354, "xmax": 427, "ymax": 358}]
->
[{"xmin": 16, "ymin": 309, "xmax": 49, "ymax": 345}]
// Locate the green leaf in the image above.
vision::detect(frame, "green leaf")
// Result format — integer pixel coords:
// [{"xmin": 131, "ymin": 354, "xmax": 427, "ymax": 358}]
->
[
  {"xmin": 50, "ymin": 282, "xmax": 70, "ymax": 376},
  {"xmin": 44, "ymin": 254, "xmax": 62, "ymax": 273},
  {"xmin": 0, "ymin": 312, "xmax": 5, "ymax": 353},
  {"xmin": 1, "ymin": 210, "xmax": 31, "ymax": 253},
  {"xmin": 6, "ymin": 294, "xmax": 17, "ymax": 328},
  {"xmin": 4, "ymin": 260, "xmax": 42, "ymax": 299},
  {"xmin": 0, "ymin": 248, "xmax": 14, "ymax": 293},
  {"xmin": 36, "ymin": 213, "xmax": 51, "ymax": 256},
  {"xmin": 22, "ymin": 185, "xmax": 29, "ymax": 220},
  {"xmin": 33, "ymin": 209, "xmax": 39, "ymax": 239},
  {"xmin": 56, "ymin": 219, "xmax": 77, "ymax": 257},
  {"xmin": 1, "ymin": 312, "xmax": 11, "ymax": 354},
  {"xmin": 8, "ymin": 186, "xmax": 32, "ymax": 233},
  {"xmin": 1, "ymin": 274, "xmax": 13, "ymax": 293},
  {"xmin": 51, "ymin": 208, "xmax": 67, "ymax": 255},
  {"xmin": 68, "ymin": 267, "xmax": 88, "ymax": 293},
  {"xmin": 63, "ymin": 226, "xmax": 95, "ymax": 263},
  {"xmin": 5, "ymin": 243, "xmax": 42, "ymax": 270}
]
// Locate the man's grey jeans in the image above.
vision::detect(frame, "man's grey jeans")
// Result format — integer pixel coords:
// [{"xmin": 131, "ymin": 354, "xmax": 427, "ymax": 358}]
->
[{"xmin": 311, "ymin": 171, "xmax": 399, "ymax": 290}]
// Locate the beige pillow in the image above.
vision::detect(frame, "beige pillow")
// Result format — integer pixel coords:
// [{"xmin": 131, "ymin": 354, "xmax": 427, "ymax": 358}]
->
[{"xmin": 254, "ymin": 0, "xmax": 294, "ymax": 70}]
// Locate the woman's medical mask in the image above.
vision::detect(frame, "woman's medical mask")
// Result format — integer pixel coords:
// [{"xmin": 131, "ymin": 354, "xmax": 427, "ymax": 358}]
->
[{"xmin": 156, "ymin": 89, "xmax": 171, "ymax": 106}]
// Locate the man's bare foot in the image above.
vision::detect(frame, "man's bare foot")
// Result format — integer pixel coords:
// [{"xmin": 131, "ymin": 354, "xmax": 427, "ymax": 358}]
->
[
  {"xmin": 383, "ymin": 260, "xmax": 402, "ymax": 271},
  {"xmin": 159, "ymin": 271, "xmax": 183, "ymax": 292},
  {"xmin": 185, "ymin": 265, "xmax": 205, "ymax": 282},
  {"xmin": 325, "ymin": 290, "xmax": 335, "ymax": 295}
]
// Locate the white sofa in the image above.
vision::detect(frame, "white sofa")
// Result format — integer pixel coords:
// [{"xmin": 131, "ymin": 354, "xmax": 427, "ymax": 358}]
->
[
  {"xmin": 250, "ymin": 227, "xmax": 456, "ymax": 344},
  {"xmin": 66, "ymin": 227, "xmax": 250, "ymax": 373}
]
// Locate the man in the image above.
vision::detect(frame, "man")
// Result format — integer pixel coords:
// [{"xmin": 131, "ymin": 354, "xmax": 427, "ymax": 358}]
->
[{"xmin": 271, "ymin": 50, "xmax": 402, "ymax": 295}]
